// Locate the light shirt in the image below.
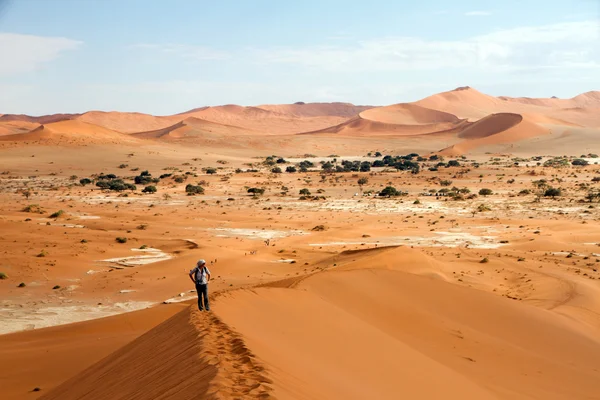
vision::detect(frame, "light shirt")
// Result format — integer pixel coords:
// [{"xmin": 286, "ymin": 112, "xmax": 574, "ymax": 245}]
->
[{"xmin": 191, "ymin": 265, "xmax": 211, "ymax": 285}]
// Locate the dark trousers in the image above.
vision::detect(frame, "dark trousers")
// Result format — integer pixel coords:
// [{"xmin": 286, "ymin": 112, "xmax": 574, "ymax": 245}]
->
[{"xmin": 195, "ymin": 283, "xmax": 209, "ymax": 310}]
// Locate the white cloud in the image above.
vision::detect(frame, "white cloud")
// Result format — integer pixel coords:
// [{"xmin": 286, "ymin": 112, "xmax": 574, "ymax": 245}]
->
[
  {"xmin": 252, "ymin": 21, "xmax": 599, "ymax": 73},
  {"xmin": 465, "ymin": 11, "xmax": 491, "ymax": 16},
  {"xmin": 131, "ymin": 43, "xmax": 230, "ymax": 61},
  {"xmin": 0, "ymin": 33, "xmax": 81, "ymax": 76}
]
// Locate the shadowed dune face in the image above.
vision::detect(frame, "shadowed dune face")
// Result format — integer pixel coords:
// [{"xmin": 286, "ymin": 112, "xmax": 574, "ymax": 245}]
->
[{"xmin": 457, "ymin": 113, "xmax": 522, "ymax": 139}]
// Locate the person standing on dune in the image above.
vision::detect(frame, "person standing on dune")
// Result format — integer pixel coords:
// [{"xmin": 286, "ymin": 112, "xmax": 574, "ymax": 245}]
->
[{"xmin": 189, "ymin": 259, "xmax": 211, "ymax": 311}]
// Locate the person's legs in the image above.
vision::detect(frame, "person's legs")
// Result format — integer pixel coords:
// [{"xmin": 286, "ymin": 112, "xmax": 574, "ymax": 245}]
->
[
  {"xmin": 195, "ymin": 283, "xmax": 204, "ymax": 311},
  {"xmin": 201, "ymin": 284, "xmax": 210, "ymax": 310}
]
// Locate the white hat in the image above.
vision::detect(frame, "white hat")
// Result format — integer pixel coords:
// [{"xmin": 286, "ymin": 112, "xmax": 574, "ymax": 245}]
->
[{"xmin": 197, "ymin": 259, "xmax": 206, "ymax": 266}]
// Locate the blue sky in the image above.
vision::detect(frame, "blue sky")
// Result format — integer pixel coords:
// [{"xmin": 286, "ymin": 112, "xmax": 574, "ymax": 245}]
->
[{"xmin": 0, "ymin": 0, "xmax": 598, "ymax": 115}]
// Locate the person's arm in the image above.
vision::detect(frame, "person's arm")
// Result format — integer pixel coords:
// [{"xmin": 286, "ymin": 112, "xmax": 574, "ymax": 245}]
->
[
  {"xmin": 189, "ymin": 268, "xmax": 196, "ymax": 283},
  {"xmin": 206, "ymin": 268, "xmax": 211, "ymax": 282}
]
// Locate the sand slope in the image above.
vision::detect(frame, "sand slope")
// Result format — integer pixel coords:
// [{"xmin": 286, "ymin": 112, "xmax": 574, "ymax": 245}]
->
[
  {"xmin": 42, "ymin": 245, "xmax": 600, "ymax": 399},
  {"xmin": 132, "ymin": 116, "xmax": 258, "ymax": 140},
  {"xmin": 76, "ymin": 111, "xmax": 176, "ymax": 133},
  {"xmin": 0, "ymin": 120, "xmax": 141, "ymax": 145},
  {"xmin": 257, "ymin": 102, "xmax": 373, "ymax": 118}
]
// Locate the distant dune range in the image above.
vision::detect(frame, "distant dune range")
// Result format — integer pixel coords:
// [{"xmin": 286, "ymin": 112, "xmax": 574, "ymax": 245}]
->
[{"xmin": 1, "ymin": 88, "xmax": 599, "ymax": 154}]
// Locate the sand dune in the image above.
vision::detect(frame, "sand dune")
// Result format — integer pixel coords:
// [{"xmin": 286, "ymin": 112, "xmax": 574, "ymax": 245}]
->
[
  {"xmin": 0, "ymin": 120, "xmax": 41, "ymax": 136},
  {"xmin": 441, "ymin": 114, "xmax": 549, "ymax": 155},
  {"xmin": 131, "ymin": 117, "xmax": 256, "ymax": 139},
  {"xmin": 41, "ymin": 245, "xmax": 600, "ymax": 399},
  {"xmin": 499, "ymin": 91, "xmax": 600, "ymax": 109},
  {"xmin": 178, "ymin": 104, "xmax": 351, "ymax": 134},
  {"xmin": 257, "ymin": 102, "xmax": 373, "ymax": 118},
  {"xmin": 0, "ymin": 113, "xmax": 79, "ymax": 124},
  {"xmin": 0, "ymin": 119, "xmax": 140, "ymax": 145},
  {"xmin": 76, "ymin": 111, "xmax": 176, "ymax": 133}
]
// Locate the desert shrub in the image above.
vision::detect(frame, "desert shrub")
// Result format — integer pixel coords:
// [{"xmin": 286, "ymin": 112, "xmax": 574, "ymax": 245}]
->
[
  {"xmin": 49, "ymin": 210, "xmax": 64, "ymax": 218},
  {"xmin": 271, "ymin": 167, "xmax": 282, "ymax": 173},
  {"xmin": 115, "ymin": 237, "xmax": 128, "ymax": 243},
  {"xmin": 379, "ymin": 186, "xmax": 400, "ymax": 197},
  {"xmin": 299, "ymin": 188, "xmax": 311, "ymax": 196},
  {"xmin": 572, "ymin": 159, "xmax": 589, "ymax": 166},
  {"xmin": 544, "ymin": 187, "xmax": 562, "ymax": 198},
  {"xmin": 298, "ymin": 160, "xmax": 314, "ymax": 169},
  {"xmin": 312, "ymin": 225, "xmax": 327, "ymax": 231},
  {"xmin": 285, "ymin": 166, "xmax": 297, "ymax": 173},
  {"xmin": 52, "ymin": 285, "xmax": 61, "ymax": 290},
  {"xmin": 134, "ymin": 173, "xmax": 153, "ymax": 185},
  {"xmin": 480, "ymin": 257, "xmax": 489, "ymax": 264},
  {"xmin": 118, "ymin": 164, "xmax": 128, "ymax": 169},
  {"xmin": 247, "ymin": 187, "xmax": 265, "ymax": 196},
  {"xmin": 142, "ymin": 185, "xmax": 157, "ymax": 193},
  {"xmin": 173, "ymin": 175, "xmax": 186, "ymax": 183},
  {"xmin": 79, "ymin": 178, "xmax": 92, "ymax": 186},
  {"xmin": 22, "ymin": 204, "xmax": 43, "ymax": 213},
  {"xmin": 447, "ymin": 160, "xmax": 461, "ymax": 167},
  {"xmin": 185, "ymin": 184, "xmax": 205, "ymax": 195},
  {"xmin": 477, "ymin": 204, "xmax": 492, "ymax": 212},
  {"xmin": 18, "ymin": 282, "xmax": 26, "ymax": 288},
  {"xmin": 0, "ymin": 272, "xmax": 7, "ymax": 280},
  {"xmin": 478, "ymin": 188, "xmax": 493, "ymax": 196},
  {"xmin": 440, "ymin": 180, "xmax": 453, "ymax": 187},
  {"xmin": 358, "ymin": 177, "xmax": 369, "ymax": 186},
  {"xmin": 276, "ymin": 158, "xmax": 286, "ymax": 164},
  {"xmin": 360, "ymin": 161, "xmax": 371, "ymax": 172},
  {"xmin": 591, "ymin": 177, "xmax": 600, "ymax": 183},
  {"xmin": 518, "ymin": 189, "xmax": 531, "ymax": 195},
  {"xmin": 204, "ymin": 168, "xmax": 217, "ymax": 175}
]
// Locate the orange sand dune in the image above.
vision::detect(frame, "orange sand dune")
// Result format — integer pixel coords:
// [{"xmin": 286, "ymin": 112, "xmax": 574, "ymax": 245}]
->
[
  {"xmin": 179, "ymin": 105, "xmax": 350, "ymax": 134},
  {"xmin": 359, "ymin": 103, "xmax": 460, "ymax": 125},
  {"xmin": 0, "ymin": 120, "xmax": 40, "ymax": 136},
  {"xmin": 0, "ymin": 303, "xmax": 185, "ymax": 400},
  {"xmin": 441, "ymin": 114, "xmax": 549, "ymax": 155},
  {"xmin": 500, "ymin": 91, "xmax": 600, "ymax": 109},
  {"xmin": 0, "ymin": 119, "xmax": 141, "ymax": 145},
  {"xmin": 302, "ymin": 115, "xmax": 467, "ymax": 136},
  {"xmin": 257, "ymin": 102, "xmax": 373, "ymax": 118},
  {"xmin": 0, "ymin": 113, "xmax": 79, "ymax": 124},
  {"xmin": 132, "ymin": 116, "xmax": 256, "ymax": 139},
  {"xmin": 76, "ymin": 111, "xmax": 176, "ymax": 133},
  {"xmin": 44, "ymin": 247, "xmax": 600, "ymax": 399}
]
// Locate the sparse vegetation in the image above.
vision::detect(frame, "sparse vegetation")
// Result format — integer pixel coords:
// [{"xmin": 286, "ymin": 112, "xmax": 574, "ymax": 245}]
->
[
  {"xmin": 185, "ymin": 184, "xmax": 205, "ymax": 195},
  {"xmin": 142, "ymin": 185, "xmax": 157, "ymax": 193},
  {"xmin": 0, "ymin": 272, "xmax": 7, "ymax": 280},
  {"xmin": 478, "ymin": 188, "xmax": 493, "ymax": 196},
  {"xmin": 49, "ymin": 210, "xmax": 64, "ymax": 219},
  {"xmin": 115, "ymin": 237, "xmax": 128, "ymax": 243},
  {"xmin": 247, "ymin": 187, "xmax": 265, "ymax": 196}
]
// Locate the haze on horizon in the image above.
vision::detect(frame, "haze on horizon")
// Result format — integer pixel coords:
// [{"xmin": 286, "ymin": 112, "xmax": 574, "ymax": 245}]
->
[{"xmin": 0, "ymin": 0, "xmax": 599, "ymax": 115}]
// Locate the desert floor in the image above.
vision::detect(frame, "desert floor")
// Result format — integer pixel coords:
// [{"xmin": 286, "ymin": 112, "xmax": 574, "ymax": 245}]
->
[{"xmin": 1, "ymin": 141, "xmax": 599, "ymax": 399}]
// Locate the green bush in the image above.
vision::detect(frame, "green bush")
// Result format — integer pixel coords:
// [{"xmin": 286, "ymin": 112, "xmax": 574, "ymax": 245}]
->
[
  {"xmin": 18, "ymin": 282, "xmax": 26, "ymax": 288},
  {"xmin": 379, "ymin": 186, "xmax": 400, "ymax": 197},
  {"xmin": 299, "ymin": 188, "xmax": 311, "ymax": 196},
  {"xmin": 115, "ymin": 237, "xmax": 128, "ymax": 243},
  {"xmin": 247, "ymin": 187, "xmax": 265, "ymax": 196},
  {"xmin": 79, "ymin": 178, "xmax": 92, "ymax": 186},
  {"xmin": 22, "ymin": 204, "xmax": 43, "ymax": 213},
  {"xmin": 544, "ymin": 187, "xmax": 562, "ymax": 198},
  {"xmin": 185, "ymin": 184, "xmax": 205, "ymax": 195},
  {"xmin": 142, "ymin": 185, "xmax": 157, "ymax": 193},
  {"xmin": 49, "ymin": 210, "xmax": 64, "ymax": 218},
  {"xmin": 0, "ymin": 272, "xmax": 7, "ymax": 280},
  {"xmin": 478, "ymin": 188, "xmax": 493, "ymax": 196}
]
